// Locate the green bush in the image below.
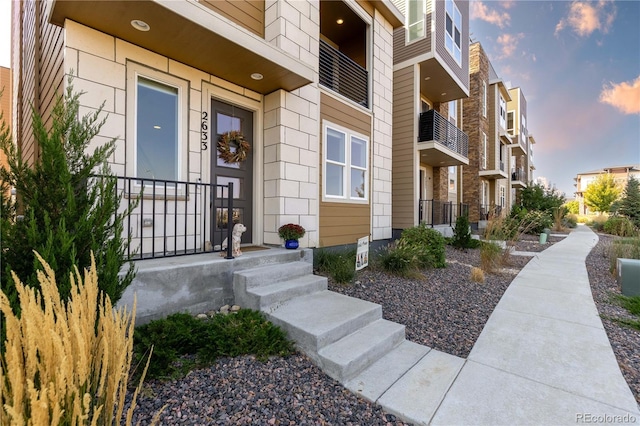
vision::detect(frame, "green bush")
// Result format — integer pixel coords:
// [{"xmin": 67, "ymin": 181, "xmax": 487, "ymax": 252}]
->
[
  {"xmin": 375, "ymin": 243, "xmax": 417, "ymax": 277},
  {"xmin": 588, "ymin": 215, "xmax": 608, "ymax": 231},
  {"xmin": 133, "ymin": 310, "xmax": 294, "ymax": 380},
  {"xmin": 603, "ymin": 216, "xmax": 638, "ymax": 237},
  {"xmin": 484, "ymin": 216, "xmax": 519, "ymax": 241},
  {"xmin": 608, "ymin": 237, "xmax": 640, "ymax": 272},
  {"xmin": 563, "ymin": 214, "xmax": 578, "ymax": 228},
  {"xmin": 314, "ymin": 248, "xmax": 356, "ymax": 284},
  {"xmin": 521, "ymin": 210, "xmax": 553, "ymax": 235},
  {"xmin": 451, "ymin": 215, "xmax": 480, "ymax": 249},
  {"xmin": 480, "ymin": 241, "xmax": 503, "ymax": 273},
  {"xmin": 398, "ymin": 223, "xmax": 446, "ymax": 268}
]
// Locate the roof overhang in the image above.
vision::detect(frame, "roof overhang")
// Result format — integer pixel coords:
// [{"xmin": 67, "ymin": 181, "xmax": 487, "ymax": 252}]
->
[
  {"xmin": 49, "ymin": 0, "xmax": 315, "ymax": 94},
  {"xmin": 374, "ymin": 0, "xmax": 404, "ymax": 28}
]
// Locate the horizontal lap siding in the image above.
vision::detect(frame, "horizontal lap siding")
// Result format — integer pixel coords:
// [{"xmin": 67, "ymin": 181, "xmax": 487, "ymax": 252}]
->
[
  {"xmin": 20, "ymin": 0, "xmax": 37, "ymax": 166},
  {"xmin": 38, "ymin": 0, "xmax": 64, "ymax": 131},
  {"xmin": 392, "ymin": 66, "xmax": 416, "ymax": 229},
  {"xmin": 200, "ymin": 0, "xmax": 265, "ymax": 38},
  {"xmin": 319, "ymin": 93, "xmax": 371, "ymax": 247},
  {"xmin": 434, "ymin": 0, "xmax": 469, "ymax": 89}
]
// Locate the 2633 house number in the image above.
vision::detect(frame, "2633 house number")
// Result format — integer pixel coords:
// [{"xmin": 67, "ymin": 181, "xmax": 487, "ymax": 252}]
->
[{"xmin": 201, "ymin": 111, "xmax": 209, "ymax": 151}]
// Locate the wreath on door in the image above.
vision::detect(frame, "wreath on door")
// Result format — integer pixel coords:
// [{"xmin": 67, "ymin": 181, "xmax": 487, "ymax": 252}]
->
[{"xmin": 217, "ymin": 131, "xmax": 251, "ymax": 163}]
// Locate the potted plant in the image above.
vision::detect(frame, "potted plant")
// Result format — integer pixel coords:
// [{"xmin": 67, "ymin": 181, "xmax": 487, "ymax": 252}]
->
[{"xmin": 278, "ymin": 223, "xmax": 306, "ymax": 249}]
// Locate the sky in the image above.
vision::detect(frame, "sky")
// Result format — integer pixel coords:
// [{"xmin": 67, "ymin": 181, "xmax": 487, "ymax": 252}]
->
[
  {"xmin": 0, "ymin": 1, "xmax": 639, "ymax": 198},
  {"xmin": 469, "ymin": 0, "xmax": 640, "ymax": 198}
]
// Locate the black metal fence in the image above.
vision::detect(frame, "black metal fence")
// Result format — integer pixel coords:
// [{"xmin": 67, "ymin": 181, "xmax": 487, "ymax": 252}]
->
[
  {"xmin": 419, "ymin": 199, "xmax": 469, "ymax": 227},
  {"xmin": 511, "ymin": 167, "xmax": 525, "ymax": 182},
  {"xmin": 478, "ymin": 204, "xmax": 503, "ymax": 221},
  {"xmin": 104, "ymin": 176, "xmax": 235, "ymax": 260},
  {"xmin": 418, "ymin": 110, "xmax": 469, "ymax": 158},
  {"xmin": 319, "ymin": 39, "xmax": 369, "ymax": 107}
]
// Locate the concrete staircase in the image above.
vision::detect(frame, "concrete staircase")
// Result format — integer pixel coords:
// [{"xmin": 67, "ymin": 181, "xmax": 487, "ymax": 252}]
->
[{"xmin": 234, "ymin": 258, "xmax": 465, "ymax": 425}]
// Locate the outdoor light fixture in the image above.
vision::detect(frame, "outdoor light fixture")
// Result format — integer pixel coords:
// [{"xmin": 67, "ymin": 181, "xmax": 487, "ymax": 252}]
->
[
  {"xmin": 336, "ymin": 18, "xmax": 344, "ymax": 24},
  {"xmin": 250, "ymin": 73, "xmax": 264, "ymax": 80},
  {"xmin": 131, "ymin": 19, "xmax": 150, "ymax": 32}
]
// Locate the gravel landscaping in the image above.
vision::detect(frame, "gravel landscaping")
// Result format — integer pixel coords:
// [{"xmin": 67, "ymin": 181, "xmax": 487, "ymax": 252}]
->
[{"xmin": 128, "ymin": 231, "xmax": 640, "ymax": 423}]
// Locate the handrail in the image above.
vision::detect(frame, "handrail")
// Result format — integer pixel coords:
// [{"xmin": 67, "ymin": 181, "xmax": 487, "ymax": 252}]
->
[
  {"xmin": 418, "ymin": 110, "xmax": 469, "ymax": 158},
  {"xmin": 319, "ymin": 39, "xmax": 369, "ymax": 107}
]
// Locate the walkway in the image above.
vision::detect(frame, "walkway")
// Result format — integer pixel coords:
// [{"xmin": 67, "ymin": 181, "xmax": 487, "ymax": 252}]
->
[{"xmin": 429, "ymin": 225, "xmax": 640, "ymax": 424}]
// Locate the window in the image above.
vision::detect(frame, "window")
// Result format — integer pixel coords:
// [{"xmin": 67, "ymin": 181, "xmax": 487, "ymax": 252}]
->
[
  {"xmin": 499, "ymin": 96, "xmax": 507, "ymax": 129},
  {"xmin": 481, "ymin": 180, "xmax": 489, "ymax": 206},
  {"xmin": 449, "ymin": 166, "xmax": 457, "ymax": 191},
  {"xmin": 408, "ymin": 0, "xmax": 425, "ymax": 42},
  {"xmin": 500, "ymin": 185, "xmax": 506, "ymax": 207},
  {"xmin": 507, "ymin": 111, "xmax": 514, "ymax": 135},
  {"xmin": 481, "ymin": 132, "xmax": 487, "ymax": 170},
  {"xmin": 323, "ymin": 122, "xmax": 369, "ymax": 202},
  {"xmin": 445, "ymin": 0, "xmax": 462, "ymax": 65},
  {"xmin": 482, "ymin": 81, "xmax": 487, "ymax": 118},
  {"xmin": 127, "ymin": 63, "xmax": 188, "ymax": 182},
  {"xmin": 448, "ymin": 100, "xmax": 457, "ymax": 126}
]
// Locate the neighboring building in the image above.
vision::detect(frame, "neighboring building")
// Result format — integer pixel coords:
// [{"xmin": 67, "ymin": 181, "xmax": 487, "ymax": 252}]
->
[
  {"xmin": 12, "ymin": 0, "xmax": 403, "ymax": 255},
  {"xmin": 506, "ymin": 86, "xmax": 532, "ymax": 207},
  {"xmin": 0, "ymin": 66, "xmax": 11, "ymax": 176},
  {"xmin": 461, "ymin": 42, "xmax": 511, "ymax": 227},
  {"xmin": 391, "ymin": 0, "xmax": 470, "ymax": 236},
  {"xmin": 574, "ymin": 165, "xmax": 640, "ymax": 214}
]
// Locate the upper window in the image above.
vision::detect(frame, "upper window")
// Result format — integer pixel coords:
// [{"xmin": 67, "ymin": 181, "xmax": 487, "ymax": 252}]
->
[
  {"xmin": 408, "ymin": 0, "xmax": 426, "ymax": 42},
  {"xmin": 482, "ymin": 81, "xmax": 487, "ymax": 117},
  {"xmin": 500, "ymin": 185, "xmax": 506, "ymax": 207},
  {"xmin": 481, "ymin": 132, "xmax": 487, "ymax": 169},
  {"xmin": 507, "ymin": 111, "xmax": 515, "ymax": 135},
  {"xmin": 324, "ymin": 122, "xmax": 369, "ymax": 202},
  {"xmin": 445, "ymin": 0, "xmax": 462, "ymax": 65},
  {"xmin": 499, "ymin": 96, "xmax": 507, "ymax": 129},
  {"xmin": 127, "ymin": 63, "xmax": 188, "ymax": 182},
  {"xmin": 448, "ymin": 100, "xmax": 457, "ymax": 126}
]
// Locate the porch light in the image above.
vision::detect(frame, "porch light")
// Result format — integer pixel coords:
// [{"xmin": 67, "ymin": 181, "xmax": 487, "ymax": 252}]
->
[
  {"xmin": 336, "ymin": 18, "xmax": 344, "ymax": 24},
  {"xmin": 131, "ymin": 19, "xmax": 150, "ymax": 32},
  {"xmin": 250, "ymin": 73, "xmax": 264, "ymax": 80}
]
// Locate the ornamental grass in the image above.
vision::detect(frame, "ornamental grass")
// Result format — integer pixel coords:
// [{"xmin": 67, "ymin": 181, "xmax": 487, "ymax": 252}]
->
[{"xmin": 0, "ymin": 252, "xmax": 157, "ymax": 425}]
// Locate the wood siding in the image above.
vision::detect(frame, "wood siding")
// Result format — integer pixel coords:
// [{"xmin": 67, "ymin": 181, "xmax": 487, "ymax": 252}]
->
[
  {"xmin": 392, "ymin": 66, "xmax": 416, "ymax": 229},
  {"xmin": 18, "ymin": 0, "xmax": 37, "ymax": 166},
  {"xmin": 319, "ymin": 92, "xmax": 371, "ymax": 247},
  {"xmin": 434, "ymin": 0, "xmax": 468, "ymax": 87},
  {"xmin": 0, "ymin": 67, "xmax": 11, "ymax": 176},
  {"xmin": 38, "ymin": 1, "xmax": 64, "ymax": 131},
  {"xmin": 200, "ymin": 0, "xmax": 265, "ymax": 38}
]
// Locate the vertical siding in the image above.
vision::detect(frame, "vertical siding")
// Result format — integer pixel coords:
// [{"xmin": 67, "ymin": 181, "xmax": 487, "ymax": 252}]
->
[
  {"xmin": 200, "ymin": 0, "xmax": 265, "ymax": 38},
  {"xmin": 392, "ymin": 66, "xmax": 416, "ymax": 229},
  {"xmin": 434, "ymin": 0, "xmax": 469, "ymax": 89},
  {"xmin": 319, "ymin": 93, "xmax": 372, "ymax": 247}
]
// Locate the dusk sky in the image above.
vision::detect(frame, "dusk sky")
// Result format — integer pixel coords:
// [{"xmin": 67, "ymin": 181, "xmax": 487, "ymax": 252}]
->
[{"xmin": 1, "ymin": 1, "xmax": 639, "ymax": 198}]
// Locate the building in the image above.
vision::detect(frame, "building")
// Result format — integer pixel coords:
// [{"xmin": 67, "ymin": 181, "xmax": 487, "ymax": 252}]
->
[
  {"xmin": 506, "ymin": 86, "xmax": 534, "ymax": 206},
  {"xmin": 0, "ymin": 66, "xmax": 11, "ymax": 176},
  {"xmin": 461, "ymin": 42, "xmax": 511, "ymax": 227},
  {"xmin": 574, "ymin": 165, "xmax": 640, "ymax": 214},
  {"xmin": 11, "ymin": 0, "xmax": 404, "ymax": 256},
  {"xmin": 390, "ymin": 0, "xmax": 470, "ymax": 236}
]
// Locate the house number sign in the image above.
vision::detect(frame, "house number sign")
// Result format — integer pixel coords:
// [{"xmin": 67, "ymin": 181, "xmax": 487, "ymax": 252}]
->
[{"xmin": 201, "ymin": 111, "xmax": 209, "ymax": 151}]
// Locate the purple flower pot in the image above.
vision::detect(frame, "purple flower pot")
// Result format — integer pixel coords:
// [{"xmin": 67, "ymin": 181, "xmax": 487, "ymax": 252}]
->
[{"xmin": 285, "ymin": 239, "xmax": 299, "ymax": 249}]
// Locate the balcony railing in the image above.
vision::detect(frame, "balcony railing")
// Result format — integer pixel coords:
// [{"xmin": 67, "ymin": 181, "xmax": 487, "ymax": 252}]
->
[
  {"xmin": 479, "ymin": 204, "xmax": 503, "ymax": 221},
  {"xmin": 499, "ymin": 161, "xmax": 505, "ymax": 172},
  {"xmin": 103, "ymin": 176, "xmax": 235, "ymax": 260},
  {"xmin": 319, "ymin": 39, "xmax": 368, "ymax": 107},
  {"xmin": 419, "ymin": 199, "xmax": 469, "ymax": 227},
  {"xmin": 418, "ymin": 110, "xmax": 469, "ymax": 158},
  {"xmin": 511, "ymin": 168, "xmax": 526, "ymax": 182}
]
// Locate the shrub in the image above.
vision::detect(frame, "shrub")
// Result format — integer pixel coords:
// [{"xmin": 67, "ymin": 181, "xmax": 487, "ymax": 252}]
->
[
  {"xmin": 480, "ymin": 241, "xmax": 503, "ymax": 273},
  {"xmin": 565, "ymin": 200, "xmax": 579, "ymax": 215},
  {"xmin": 133, "ymin": 310, "xmax": 294, "ymax": 380},
  {"xmin": 484, "ymin": 216, "xmax": 518, "ymax": 241},
  {"xmin": 451, "ymin": 215, "xmax": 480, "ymax": 249},
  {"xmin": 470, "ymin": 267, "xmax": 485, "ymax": 283},
  {"xmin": 619, "ymin": 176, "xmax": 640, "ymax": 229},
  {"xmin": 0, "ymin": 84, "xmax": 135, "ymax": 316},
  {"xmin": 521, "ymin": 210, "xmax": 553, "ymax": 235},
  {"xmin": 398, "ymin": 223, "xmax": 446, "ymax": 268},
  {"xmin": 375, "ymin": 243, "xmax": 417, "ymax": 277},
  {"xmin": 314, "ymin": 248, "xmax": 356, "ymax": 284},
  {"xmin": 608, "ymin": 237, "xmax": 640, "ymax": 273},
  {"xmin": 563, "ymin": 214, "xmax": 578, "ymax": 228},
  {"xmin": 552, "ymin": 206, "xmax": 567, "ymax": 232},
  {"xmin": 0, "ymin": 253, "xmax": 152, "ymax": 425},
  {"xmin": 588, "ymin": 215, "xmax": 608, "ymax": 231},
  {"xmin": 603, "ymin": 216, "xmax": 638, "ymax": 237}
]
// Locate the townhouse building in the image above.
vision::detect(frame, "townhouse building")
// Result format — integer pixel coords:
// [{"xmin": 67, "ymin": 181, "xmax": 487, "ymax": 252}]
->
[
  {"xmin": 461, "ymin": 42, "xmax": 512, "ymax": 227},
  {"xmin": 506, "ymin": 86, "xmax": 534, "ymax": 206},
  {"xmin": 0, "ymin": 66, "xmax": 10, "ymax": 177},
  {"xmin": 574, "ymin": 165, "xmax": 640, "ymax": 215},
  {"xmin": 11, "ymin": 0, "xmax": 403, "ymax": 257},
  {"xmin": 390, "ymin": 0, "xmax": 470, "ymax": 236}
]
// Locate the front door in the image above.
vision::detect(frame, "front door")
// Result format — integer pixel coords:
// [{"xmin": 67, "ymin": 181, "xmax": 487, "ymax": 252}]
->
[{"xmin": 211, "ymin": 100, "xmax": 253, "ymax": 246}]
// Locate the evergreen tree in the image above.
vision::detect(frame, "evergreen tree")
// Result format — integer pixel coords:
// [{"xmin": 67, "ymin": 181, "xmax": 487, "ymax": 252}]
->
[
  {"xmin": 584, "ymin": 174, "xmax": 621, "ymax": 214},
  {"xmin": 0, "ymin": 84, "xmax": 135, "ymax": 314},
  {"xmin": 619, "ymin": 176, "xmax": 640, "ymax": 228}
]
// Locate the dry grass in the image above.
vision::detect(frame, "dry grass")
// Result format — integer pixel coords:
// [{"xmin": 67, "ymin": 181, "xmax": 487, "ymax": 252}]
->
[
  {"xmin": 470, "ymin": 267, "xmax": 485, "ymax": 283},
  {"xmin": 0, "ymin": 252, "xmax": 157, "ymax": 425}
]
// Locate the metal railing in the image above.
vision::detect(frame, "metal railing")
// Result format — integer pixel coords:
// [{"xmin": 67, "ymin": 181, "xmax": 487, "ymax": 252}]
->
[
  {"xmin": 418, "ymin": 110, "xmax": 469, "ymax": 158},
  {"xmin": 104, "ymin": 176, "xmax": 235, "ymax": 260},
  {"xmin": 319, "ymin": 39, "xmax": 369, "ymax": 107},
  {"xmin": 499, "ymin": 160, "xmax": 505, "ymax": 172},
  {"xmin": 419, "ymin": 199, "xmax": 469, "ymax": 227},
  {"xmin": 478, "ymin": 204, "xmax": 503, "ymax": 221},
  {"xmin": 511, "ymin": 168, "xmax": 526, "ymax": 182}
]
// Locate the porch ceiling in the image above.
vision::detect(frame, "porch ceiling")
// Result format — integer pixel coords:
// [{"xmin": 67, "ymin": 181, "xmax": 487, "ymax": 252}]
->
[
  {"xmin": 50, "ymin": 0, "xmax": 314, "ymax": 94},
  {"xmin": 511, "ymin": 180, "xmax": 527, "ymax": 189},
  {"xmin": 418, "ymin": 142, "xmax": 469, "ymax": 167},
  {"xmin": 419, "ymin": 58, "xmax": 468, "ymax": 103},
  {"xmin": 479, "ymin": 169, "xmax": 508, "ymax": 180}
]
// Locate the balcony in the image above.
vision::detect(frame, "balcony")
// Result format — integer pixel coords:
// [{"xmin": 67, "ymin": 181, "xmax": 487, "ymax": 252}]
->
[
  {"xmin": 319, "ymin": 40, "xmax": 368, "ymax": 107},
  {"xmin": 508, "ymin": 134, "xmax": 527, "ymax": 156},
  {"xmin": 417, "ymin": 110, "xmax": 469, "ymax": 167},
  {"xmin": 511, "ymin": 167, "xmax": 527, "ymax": 188}
]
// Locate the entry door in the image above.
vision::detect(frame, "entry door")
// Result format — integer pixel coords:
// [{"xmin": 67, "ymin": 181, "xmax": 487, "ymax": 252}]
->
[{"xmin": 211, "ymin": 100, "xmax": 253, "ymax": 246}]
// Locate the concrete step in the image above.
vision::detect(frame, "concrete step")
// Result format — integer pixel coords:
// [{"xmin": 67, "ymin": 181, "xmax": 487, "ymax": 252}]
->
[
  {"xmin": 241, "ymin": 274, "xmax": 328, "ymax": 310},
  {"xmin": 345, "ymin": 340, "xmax": 431, "ymax": 403},
  {"xmin": 264, "ymin": 290, "xmax": 382, "ymax": 357},
  {"xmin": 234, "ymin": 261, "xmax": 312, "ymax": 290},
  {"xmin": 318, "ymin": 319, "xmax": 405, "ymax": 382}
]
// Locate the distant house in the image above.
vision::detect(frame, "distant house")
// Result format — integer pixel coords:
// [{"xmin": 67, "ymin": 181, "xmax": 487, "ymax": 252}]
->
[
  {"xmin": 574, "ymin": 165, "xmax": 640, "ymax": 214},
  {"xmin": 11, "ymin": 0, "xmax": 403, "ymax": 256}
]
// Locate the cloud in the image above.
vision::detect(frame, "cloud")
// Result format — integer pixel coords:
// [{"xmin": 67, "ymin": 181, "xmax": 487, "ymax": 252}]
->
[
  {"xmin": 496, "ymin": 33, "xmax": 524, "ymax": 59},
  {"xmin": 555, "ymin": 0, "xmax": 617, "ymax": 37},
  {"xmin": 500, "ymin": 0, "xmax": 516, "ymax": 10},
  {"xmin": 471, "ymin": 1, "xmax": 511, "ymax": 28},
  {"xmin": 599, "ymin": 76, "xmax": 640, "ymax": 115}
]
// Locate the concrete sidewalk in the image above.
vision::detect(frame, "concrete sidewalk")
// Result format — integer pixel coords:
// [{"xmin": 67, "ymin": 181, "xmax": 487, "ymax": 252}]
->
[{"xmin": 430, "ymin": 225, "xmax": 640, "ymax": 425}]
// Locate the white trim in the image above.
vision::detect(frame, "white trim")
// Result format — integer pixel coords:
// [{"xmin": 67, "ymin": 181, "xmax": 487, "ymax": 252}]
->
[
  {"xmin": 322, "ymin": 120, "xmax": 370, "ymax": 204},
  {"xmin": 406, "ymin": 0, "xmax": 427, "ymax": 44}
]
